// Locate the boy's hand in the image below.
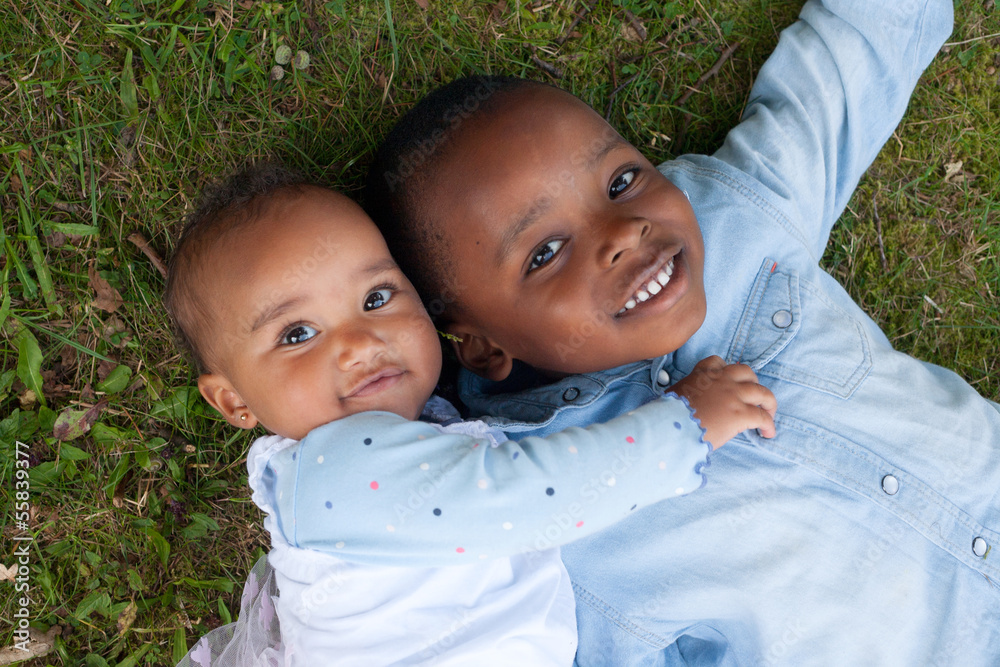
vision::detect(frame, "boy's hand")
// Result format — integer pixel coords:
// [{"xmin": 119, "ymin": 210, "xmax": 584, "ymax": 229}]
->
[{"xmin": 670, "ymin": 356, "xmax": 777, "ymax": 449}]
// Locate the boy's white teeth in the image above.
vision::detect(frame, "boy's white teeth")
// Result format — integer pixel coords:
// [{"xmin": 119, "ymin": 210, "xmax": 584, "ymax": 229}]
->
[{"xmin": 617, "ymin": 258, "xmax": 676, "ymax": 316}]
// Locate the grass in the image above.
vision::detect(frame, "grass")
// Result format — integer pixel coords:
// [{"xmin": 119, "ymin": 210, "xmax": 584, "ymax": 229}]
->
[{"xmin": 1, "ymin": 0, "xmax": 997, "ymax": 664}]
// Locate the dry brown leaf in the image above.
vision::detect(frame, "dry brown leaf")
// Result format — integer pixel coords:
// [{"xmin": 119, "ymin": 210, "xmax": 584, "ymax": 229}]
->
[
  {"xmin": 53, "ymin": 400, "xmax": 107, "ymax": 441},
  {"xmin": 118, "ymin": 601, "xmax": 138, "ymax": 636},
  {"xmin": 0, "ymin": 563, "xmax": 16, "ymax": 582},
  {"xmin": 0, "ymin": 626, "xmax": 61, "ymax": 665},
  {"xmin": 89, "ymin": 266, "xmax": 123, "ymax": 313},
  {"xmin": 943, "ymin": 160, "xmax": 964, "ymax": 183},
  {"xmin": 413, "ymin": 0, "xmax": 429, "ymax": 9}
]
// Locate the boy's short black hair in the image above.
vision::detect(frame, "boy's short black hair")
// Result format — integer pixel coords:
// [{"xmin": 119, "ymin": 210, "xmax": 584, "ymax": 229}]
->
[
  {"xmin": 364, "ymin": 74, "xmax": 546, "ymax": 319},
  {"xmin": 164, "ymin": 162, "xmax": 313, "ymax": 373}
]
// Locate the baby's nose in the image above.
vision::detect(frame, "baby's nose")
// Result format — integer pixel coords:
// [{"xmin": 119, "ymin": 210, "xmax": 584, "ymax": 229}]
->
[{"xmin": 336, "ymin": 327, "xmax": 385, "ymax": 370}]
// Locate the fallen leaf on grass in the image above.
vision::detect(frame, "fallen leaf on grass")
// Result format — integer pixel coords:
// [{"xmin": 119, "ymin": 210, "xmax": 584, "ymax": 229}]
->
[
  {"xmin": 127, "ymin": 233, "xmax": 168, "ymax": 278},
  {"xmin": 413, "ymin": 0, "xmax": 429, "ymax": 9},
  {"xmin": 118, "ymin": 600, "xmax": 138, "ymax": 636},
  {"xmin": 89, "ymin": 266, "xmax": 123, "ymax": 313},
  {"xmin": 943, "ymin": 160, "xmax": 966, "ymax": 184},
  {"xmin": 0, "ymin": 563, "xmax": 16, "ymax": 582},
  {"xmin": 53, "ymin": 400, "xmax": 108, "ymax": 441},
  {"xmin": 0, "ymin": 626, "xmax": 61, "ymax": 665}
]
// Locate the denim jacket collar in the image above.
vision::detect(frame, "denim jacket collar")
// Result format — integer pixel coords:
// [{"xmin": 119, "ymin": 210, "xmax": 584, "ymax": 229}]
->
[{"xmin": 459, "ymin": 355, "xmax": 674, "ymax": 429}]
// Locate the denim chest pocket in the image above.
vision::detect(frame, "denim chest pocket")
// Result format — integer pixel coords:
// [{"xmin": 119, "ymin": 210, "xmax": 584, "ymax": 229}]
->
[{"xmin": 726, "ymin": 259, "xmax": 872, "ymax": 398}]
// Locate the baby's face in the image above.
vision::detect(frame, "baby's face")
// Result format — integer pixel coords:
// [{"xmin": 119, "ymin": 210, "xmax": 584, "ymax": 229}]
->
[
  {"xmin": 427, "ymin": 85, "xmax": 706, "ymax": 378},
  {"xmin": 198, "ymin": 188, "xmax": 441, "ymax": 440}
]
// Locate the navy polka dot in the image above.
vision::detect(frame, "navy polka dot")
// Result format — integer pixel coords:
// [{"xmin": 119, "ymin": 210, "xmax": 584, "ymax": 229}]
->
[
  {"xmin": 630, "ymin": 504, "xmax": 637, "ymax": 511},
  {"xmin": 291, "ymin": 452, "xmax": 296, "ymax": 460},
  {"xmin": 433, "ymin": 508, "xmax": 442, "ymax": 516},
  {"xmin": 325, "ymin": 501, "xmax": 332, "ymax": 509},
  {"xmin": 364, "ymin": 438, "xmax": 372, "ymax": 445},
  {"xmin": 546, "ymin": 487, "xmax": 555, "ymax": 496},
  {"xmin": 673, "ymin": 421, "xmax": 682, "ymax": 430},
  {"xmin": 513, "ymin": 452, "xmax": 520, "ymax": 460}
]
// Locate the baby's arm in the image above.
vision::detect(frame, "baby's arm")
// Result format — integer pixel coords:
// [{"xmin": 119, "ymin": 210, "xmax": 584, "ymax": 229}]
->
[
  {"xmin": 711, "ymin": 0, "xmax": 953, "ymax": 259},
  {"xmin": 258, "ymin": 394, "xmax": 710, "ymax": 567}
]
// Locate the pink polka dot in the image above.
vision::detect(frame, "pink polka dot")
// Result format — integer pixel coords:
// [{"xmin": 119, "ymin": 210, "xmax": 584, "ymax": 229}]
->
[
  {"xmin": 625, "ymin": 436, "xmax": 635, "ymax": 443},
  {"xmin": 456, "ymin": 547, "xmax": 465, "ymax": 553},
  {"xmin": 473, "ymin": 443, "xmax": 479, "ymax": 448},
  {"xmin": 370, "ymin": 481, "xmax": 379, "ymax": 490},
  {"xmin": 576, "ymin": 521, "xmax": 584, "ymax": 528}
]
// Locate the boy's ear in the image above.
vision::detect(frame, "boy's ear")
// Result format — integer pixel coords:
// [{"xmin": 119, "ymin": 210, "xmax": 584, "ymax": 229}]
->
[
  {"xmin": 445, "ymin": 324, "xmax": 514, "ymax": 382},
  {"xmin": 197, "ymin": 374, "xmax": 259, "ymax": 430}
]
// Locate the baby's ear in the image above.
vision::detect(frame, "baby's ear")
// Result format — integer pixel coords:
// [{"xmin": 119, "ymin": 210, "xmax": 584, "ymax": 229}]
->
[
  {"xmin": 197, "ymin": 374, "xmax": 259, "ymax": 429},
  {"xmin": 445, "ymin": 324, "xmax": 513, "ymax": 382}
]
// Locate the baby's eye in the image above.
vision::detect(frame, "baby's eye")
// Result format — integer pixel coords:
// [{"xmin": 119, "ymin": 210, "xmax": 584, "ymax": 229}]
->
[
  {"xmin": 364, "ymin": 289, "xmax": 393, "ymax": 311},
  {"xmin": 609, "ymin": 168, "xmax": 638, "ymax": 199},
  {"xmin": 281, "ymin": 324, "xmax": 318, "ymax": 346},
  {"xmin": 528, "ymin": 239, "xmax": 565, "ymax": 273}
]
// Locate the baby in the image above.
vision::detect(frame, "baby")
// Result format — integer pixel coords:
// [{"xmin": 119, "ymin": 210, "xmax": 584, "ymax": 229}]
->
[
  {"xmin": 166, "ymin": 164, "xmax": 775, "ymax": 665},
  {"xmin": 361, "ymin": 1, "xmax": 1000, "ymax": 665}
]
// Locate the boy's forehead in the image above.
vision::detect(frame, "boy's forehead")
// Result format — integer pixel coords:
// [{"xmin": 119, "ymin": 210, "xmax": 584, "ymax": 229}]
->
[{"xmin": 428, "ymin": 85, "xmax": 632, "ymax": 234}]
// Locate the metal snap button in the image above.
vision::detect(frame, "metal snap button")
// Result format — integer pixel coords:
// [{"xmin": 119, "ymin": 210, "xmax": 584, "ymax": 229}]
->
[
  {"xmin": 881, "ymin": 475, "xmax": 899, "ymax": 495},
  {"xmin": 656, "ymin": 369, "xmax": 671, "ymax": 387},
  {"xmin": 771, "ymin": 309, "xmax": 793, "ymax": 328},
  {"xmin": 973, "ymin": 537, "xmax": 988, "ymax": 558},
  {"xmin": 562, "ymin": 387, "xmax": 580, "ymax": 402}
]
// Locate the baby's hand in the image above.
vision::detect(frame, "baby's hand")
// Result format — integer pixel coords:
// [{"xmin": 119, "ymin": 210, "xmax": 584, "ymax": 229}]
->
[{"xmin": 670, "ymin": 356, "xmax": 777, "ymax": 449}]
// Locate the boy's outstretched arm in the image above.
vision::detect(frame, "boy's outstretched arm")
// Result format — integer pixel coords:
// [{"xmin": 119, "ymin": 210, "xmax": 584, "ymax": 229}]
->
[
  {"xmin": 250, "ymin": 394, "xmax": 713, "ymax": 567},
  {"xmin": 712, "ymin": 0, "xmax": 953, "ymax": 260}
]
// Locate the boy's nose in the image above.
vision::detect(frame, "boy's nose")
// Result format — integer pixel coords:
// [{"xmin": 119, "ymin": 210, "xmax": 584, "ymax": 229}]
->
[
  {"xmin": 335, "ymin": 326, "xmax": 386, "ymax": 370},
  {"xmin": 597, "ymin": 216, "xmax": 650, "ymax": 267}
]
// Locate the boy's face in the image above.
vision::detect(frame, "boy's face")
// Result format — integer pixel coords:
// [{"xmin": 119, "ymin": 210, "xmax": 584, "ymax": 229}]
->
[
  {"xmin": 197, "ymin": 188, "xmax": 441, "ymax": 440},
  {"xmin": 427, "ymin": 85, "xmax": 706, "ymax": 379}
]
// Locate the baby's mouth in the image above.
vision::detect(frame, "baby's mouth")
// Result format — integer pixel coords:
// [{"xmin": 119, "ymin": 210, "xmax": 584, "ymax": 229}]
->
[
  {"xmin": 616, "ymin": 256, "xmax": 675, "ymax": 316},
  {"xmin": 346, "ymin": 367, "xmax": 405, "ymax": 398}
]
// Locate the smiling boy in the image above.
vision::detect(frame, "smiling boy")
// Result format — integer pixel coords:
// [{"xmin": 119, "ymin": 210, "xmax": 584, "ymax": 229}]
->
[{"xmin": 364, "ymin": 0, "xmax": 1000, "ymax": 664}]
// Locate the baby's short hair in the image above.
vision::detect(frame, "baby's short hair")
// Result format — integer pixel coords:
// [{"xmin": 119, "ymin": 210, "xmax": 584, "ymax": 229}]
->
[
  {"xmin": 164, "ymin": 162, "xmax": 313, "ymax": 372},
  {"xmin": 364, "ymin": 74, "xmax": 545, "ymax": 319}
]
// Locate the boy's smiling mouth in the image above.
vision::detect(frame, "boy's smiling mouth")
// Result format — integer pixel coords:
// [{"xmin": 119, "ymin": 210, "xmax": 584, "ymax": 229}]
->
[{"xmin": 615, "ymin": 251, "xmax": 685, "ymax": 317}]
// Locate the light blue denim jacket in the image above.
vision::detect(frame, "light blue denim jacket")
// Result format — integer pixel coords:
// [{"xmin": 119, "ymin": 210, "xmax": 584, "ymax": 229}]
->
[{"xmin": 461, "ymin": 1, "xmax": 1000, "ymax": 664}]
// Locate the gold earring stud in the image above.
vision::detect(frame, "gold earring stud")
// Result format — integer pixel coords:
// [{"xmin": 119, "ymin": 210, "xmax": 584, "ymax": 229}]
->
[{"xmin": 240, "ymin": 414, "xmax": 247, "ymax": 422}]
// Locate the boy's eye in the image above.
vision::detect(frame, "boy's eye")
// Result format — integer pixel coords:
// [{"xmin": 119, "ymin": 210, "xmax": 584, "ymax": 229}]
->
[
  {"xmin": 609, "ymin": 168, "xmax": 638, "ymax": 199},
  {"xmin": 528, "ymin": 239, "xmax": 565, "ymax": 273},
  {"xmin": 281, "ymin": 324, "xmax": 318, "ymax": 346},
  {"xmin": 364, "ymin": 289, "xmax": 393, "ymax": 310}
]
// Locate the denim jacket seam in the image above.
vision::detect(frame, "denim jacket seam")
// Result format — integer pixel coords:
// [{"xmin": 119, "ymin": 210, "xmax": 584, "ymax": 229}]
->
[
  {"xmin": 728, "ymin": 260, "xmax": 775, "ymax": 365},
  {"xmin": 768, "ymin": 416, "xmax": 999, "ymax": 579},
  {"xmin": 911, "ymin": 0, "xmax": 931, "ymax": 75},
  {"xmin": 571, "ymin": 582, "xmax": 670, "ymax": 649},
  {"xmin": 671, "ymin": 159, "xmax": 816, "ymax": 258}
]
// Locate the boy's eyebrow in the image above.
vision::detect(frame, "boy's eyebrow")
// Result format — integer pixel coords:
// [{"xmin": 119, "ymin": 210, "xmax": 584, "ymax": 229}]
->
[
  {"xmin": 496, "ymin": 198, "xmax": 553, "ymax": 267},
  {"xmin": 495, "ymin": 136, "xmax": 630, "ymax": 267}
]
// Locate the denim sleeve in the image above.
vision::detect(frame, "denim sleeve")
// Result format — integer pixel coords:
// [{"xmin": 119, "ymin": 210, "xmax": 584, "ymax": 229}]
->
[
  {"xmin": 263, "ymin": 395, "xmax": 710, "ymax": 567},
  {"xmin": 712, "ymin": 0, "xmax": 953, "ymax": 260}
]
